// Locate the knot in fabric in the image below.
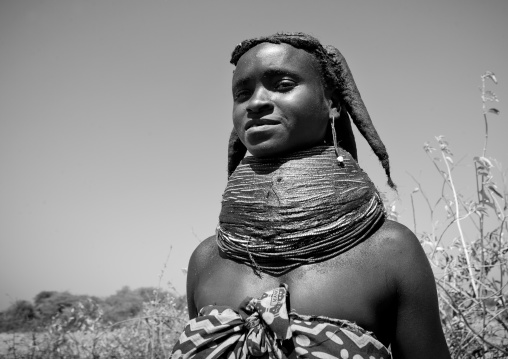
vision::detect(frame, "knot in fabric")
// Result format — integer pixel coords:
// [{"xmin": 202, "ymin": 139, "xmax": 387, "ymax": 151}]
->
[{"xmin": 238, "ymin": 284, "xmax": 291, "ymax": 357}]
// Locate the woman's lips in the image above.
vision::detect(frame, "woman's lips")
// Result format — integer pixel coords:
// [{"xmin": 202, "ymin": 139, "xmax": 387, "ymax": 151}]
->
[
  {"xmin": 246, "ymin": 124, "xmax": 277, "ymax": 134},
  {"xmin": 245, "ymin": 116, "xmax": 282, "ymax": 131}
]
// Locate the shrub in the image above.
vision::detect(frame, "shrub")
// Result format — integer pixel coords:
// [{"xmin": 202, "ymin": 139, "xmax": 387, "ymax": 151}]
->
[{"xmin": 0, "ymin": 301, "xmax": 36, "ymax": 333}]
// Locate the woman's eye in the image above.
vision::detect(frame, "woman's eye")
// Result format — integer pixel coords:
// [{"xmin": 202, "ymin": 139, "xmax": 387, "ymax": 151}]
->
[
  {"xmin": 276, "ymin": 80, "xmax": 296, "ymax": 91},
  {"xmin": 233, "ymin": 90, "xmax": 251, "ymax": 101}
]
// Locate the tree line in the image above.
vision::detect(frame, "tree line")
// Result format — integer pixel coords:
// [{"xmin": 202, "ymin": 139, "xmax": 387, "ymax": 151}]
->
[{"xmin": 0, "ymin": 286, "xmax": 186, "ymax": 333}]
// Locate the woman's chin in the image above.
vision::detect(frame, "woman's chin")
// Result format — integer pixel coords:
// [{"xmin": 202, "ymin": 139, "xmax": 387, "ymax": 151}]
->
[
  {"xmin": 244, "ymin": 138, "xmax": 286, "ymax": 158},
  {"xmin": 247, "ymin": 147, "xmax": 284, "ymax": 158}
]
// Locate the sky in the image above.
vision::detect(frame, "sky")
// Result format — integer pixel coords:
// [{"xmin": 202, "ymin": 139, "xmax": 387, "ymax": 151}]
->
[{"xmin": 0, "ymin": 0, "xmax": 507, "ymax": 311}]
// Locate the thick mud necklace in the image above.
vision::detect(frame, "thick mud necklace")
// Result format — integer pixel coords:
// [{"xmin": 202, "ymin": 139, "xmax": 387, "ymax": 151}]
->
[{"xmin": 216, "ymin": 146, "xmax": 385, "ymax": 275}]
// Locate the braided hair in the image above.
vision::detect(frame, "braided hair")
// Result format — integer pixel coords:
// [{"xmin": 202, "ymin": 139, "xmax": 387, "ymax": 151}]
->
[{"xmin": 227, "ymin": 32, "xmax": 396, "ymax": 189}]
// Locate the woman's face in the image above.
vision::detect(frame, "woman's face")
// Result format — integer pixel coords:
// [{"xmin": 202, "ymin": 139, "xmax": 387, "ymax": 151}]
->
[{"xmin": 232, "ymin": 43, "xmax": 331, "ymax": 158}]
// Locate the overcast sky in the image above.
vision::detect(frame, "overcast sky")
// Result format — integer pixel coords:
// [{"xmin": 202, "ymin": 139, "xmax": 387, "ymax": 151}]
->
[{"xmin": 1, "ymin": 0, "xmax": 507, "ymax": 310}]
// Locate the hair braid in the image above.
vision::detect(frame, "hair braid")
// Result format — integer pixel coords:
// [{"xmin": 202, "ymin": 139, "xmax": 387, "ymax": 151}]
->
[
  {"xmin": 323, "ymin": 45, "xmax": 395, "ymax": 189},
  {"xmin": 227, "ymin": 32, "xmax": 395, "ymax": 189},
  {"xmin": 228, "ymin": 128, "xmax": 247, "ymax": 178}
]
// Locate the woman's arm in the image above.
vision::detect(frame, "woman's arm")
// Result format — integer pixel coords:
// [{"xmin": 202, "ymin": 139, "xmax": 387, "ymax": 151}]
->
[
  {"xmin": 386, "ymin": 223, "xmax": 450, "ymax": 358},
  {"xmin": 186, "ymin": 235, "xmax": 216, "ymax": 319}
]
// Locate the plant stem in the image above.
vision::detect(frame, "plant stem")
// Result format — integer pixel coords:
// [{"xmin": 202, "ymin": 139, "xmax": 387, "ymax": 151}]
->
[
  {"xmin": 410, "ymin": 193, "xmax": 417, "ymax": 234},
  {"xmin": 499, "ymin": 217, "xmax": 506, "ymax": 307},
  {"xmin": 441, "ymin": 150, "xmax": 479, "ymax": 298},
  {"xmin": 482, "ymin": 113, "xmax": 489, "ymax": 158},
  {"xmin": 479, "ymin": 75, "xmax": 490, "ymax": 357},
  {"xmin": 482, "ymin": 75, "xmax": 489, "ymax": 157}
]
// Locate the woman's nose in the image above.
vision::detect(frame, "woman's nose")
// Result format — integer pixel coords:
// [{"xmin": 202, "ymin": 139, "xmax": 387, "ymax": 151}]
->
[{"xmin": 246, "ymin": 87, "xmax": 273, "ymax": 114}]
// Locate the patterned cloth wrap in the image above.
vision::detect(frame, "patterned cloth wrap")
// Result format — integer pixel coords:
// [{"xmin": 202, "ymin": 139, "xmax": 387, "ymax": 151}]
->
[{"xmin": 171, "ymin": 284, "xmax": 390, "ymax": 359}]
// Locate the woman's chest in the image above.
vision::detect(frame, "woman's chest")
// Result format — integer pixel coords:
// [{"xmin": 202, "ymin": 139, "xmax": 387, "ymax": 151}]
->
[
  {"xmin": 194, "ymin": 245, "xmax": 396, "ymax": 342},
  {"xmin": 284, "ymin": 258, "xmax": 396, "ymax": 337}
]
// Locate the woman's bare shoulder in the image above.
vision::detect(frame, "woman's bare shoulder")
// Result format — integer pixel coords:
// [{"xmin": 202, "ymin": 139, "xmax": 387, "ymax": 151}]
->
[
  {"xmin": 189, "ymin": 235, "xmax": 218, "ymax": 271},
  {"xmin": 374, "ymin": 219, "xmax": 422, "ymax": 253},
  {"xmin": 375, "ymin": 219, "xmax": 437, "ymax": 293},
  {"xmin": 368, "ymin": 220, "xmax": 431, "ymax": 279},
  {"xmin": 186, "ymin": 235, "xmax": 218, "ymax": 318}
]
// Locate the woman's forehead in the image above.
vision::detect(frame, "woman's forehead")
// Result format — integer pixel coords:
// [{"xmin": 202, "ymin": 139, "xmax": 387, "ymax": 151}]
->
[{"xmin": 232, "ymin": 43, "xmax": 320, "ymax": 81}]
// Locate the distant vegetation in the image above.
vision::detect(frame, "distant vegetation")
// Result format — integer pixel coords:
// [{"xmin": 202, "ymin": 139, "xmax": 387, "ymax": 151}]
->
[
  {"xmin": 0, "ymin": 286, "xmax": 187, "ymax": 358},
  {"xmin": 0, "ymin": 286, "xmax": 185, "ymax": 334}
]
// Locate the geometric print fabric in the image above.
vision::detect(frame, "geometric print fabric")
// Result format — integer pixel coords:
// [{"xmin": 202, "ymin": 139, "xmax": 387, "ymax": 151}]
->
[{"xmin": 171, "ymin": 284, "xmax": 391, "ymax": 359}]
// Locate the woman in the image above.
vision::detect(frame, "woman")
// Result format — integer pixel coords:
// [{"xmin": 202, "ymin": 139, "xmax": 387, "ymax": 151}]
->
[{"xmin": 172, "ymin": 32, "xmax": 450, "ymax": 359}]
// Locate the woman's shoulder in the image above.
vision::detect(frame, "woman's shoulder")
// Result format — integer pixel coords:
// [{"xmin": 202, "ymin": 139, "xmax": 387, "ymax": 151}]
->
[
  {"xmin": 371, "ymin": 219, "xmax": 422, "ymax": 254},
  {"xmin": 373, "ymin": 219, "xmax": 435, "ymax": 287},
  {"xmin": 357, "ymin": 219, "xmax": 429, "ymax": 280},
  {"xmin": 193, "ymin": 235, "xmax": 217, "ymax": 254},
  {"xmin": 189, "ymin": 235, "xmax": 218, "ymax": 270}
]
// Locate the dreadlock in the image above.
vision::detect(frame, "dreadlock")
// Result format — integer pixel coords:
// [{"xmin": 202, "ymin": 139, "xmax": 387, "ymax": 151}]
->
[{"xmin": 227, "ymin": 32, "xmax": 395, "ymax": 189}]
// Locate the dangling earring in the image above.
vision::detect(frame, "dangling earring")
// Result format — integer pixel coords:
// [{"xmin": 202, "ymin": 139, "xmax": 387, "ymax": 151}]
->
[{"xmin": 331, "ymin": 111, "xmax": 344, "ymax": 166}]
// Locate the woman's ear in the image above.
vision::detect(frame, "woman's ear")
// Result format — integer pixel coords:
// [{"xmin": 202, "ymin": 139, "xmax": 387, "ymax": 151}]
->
[{"xmin": 327, "ymin": 89, "xmax": 342, "ymax": 119}]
